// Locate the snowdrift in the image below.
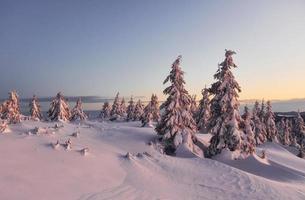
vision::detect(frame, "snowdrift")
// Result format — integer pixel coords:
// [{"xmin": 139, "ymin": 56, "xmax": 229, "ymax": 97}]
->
[{"xmin": 0, "ymin": 121, "xmax": 305, "ymax": 200}]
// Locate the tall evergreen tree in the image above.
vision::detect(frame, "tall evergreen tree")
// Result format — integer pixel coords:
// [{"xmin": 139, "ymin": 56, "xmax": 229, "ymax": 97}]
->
[
  {"xmin": 252, "ymin": 101, "xmax": 267, "ymax": 145},
  {"xmin": 110, "ymin": 92, "xmax": 121, "ymax": 119},
  {"xmin": 264, "ymin": 101, "xmax": 278, "ymax": 142},
  {"xmin": 294, "ymin": 112, "xmax": 305, "ymax": 148},
  {"xmin": 48, "ymin": 92, "xmax": 71, "ymax": 122},
  {"xmin": 206, "ymin": 50, "xmax": 247, "ymax": 157},
  {"xmin": 141, "ymin": 94, "xmax": 160, "ymax": 127},
  {"xmin": 277, "ymin": 118, "xmax": 288, "ymax": 145},
  {"xmin": 259, "ymin": 100, "xmax": 266, "ymax": 122},
  {"xmin": 240, "ymin": 106, "xmax": 256, "ymax": 156},
  {"xmin": 1, "ymin": 91, "xmax": 21, "ymax": 123},
  {"xmin": 70, "ymin": 98, "xmax": 87, "ymax": 121},
  {"xmin": 29, "ymin": 95, "xmax": 42, "ymax": 121},
  {"xmin": 99, "ymin": 101, "xmax": 111, "ymax": 119},
  {"xmin": 196, "ymin": 87, "xmax": 210, "ymax": 133},
  {"xmin": 119, "ymin": 98, "xmax": 127, "ymax": 117},
  {"xmin": 190, "ymin": 95, "xmax": 198, "ymax": 118},
  {"xmin": 126, "ymin": 97, "xmax": 136, "ymax": 121},
  {"xmin": 134, "ymin": 100, "xmax": 144, "ymax": 121},
  {"xmin": 155, "ymin": 56, "xmax": 198, "ymax": 154}
]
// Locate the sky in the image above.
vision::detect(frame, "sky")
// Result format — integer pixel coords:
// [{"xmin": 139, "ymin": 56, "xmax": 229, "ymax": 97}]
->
[{"xmin": 0, "ymin": 0, "xmax": 305, "ymax": 101}]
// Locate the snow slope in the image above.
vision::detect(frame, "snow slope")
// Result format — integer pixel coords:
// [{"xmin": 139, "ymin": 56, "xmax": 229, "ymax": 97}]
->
[{"xmin": 0, "ymin": 120, "xmax": 304, "ymax": 200}]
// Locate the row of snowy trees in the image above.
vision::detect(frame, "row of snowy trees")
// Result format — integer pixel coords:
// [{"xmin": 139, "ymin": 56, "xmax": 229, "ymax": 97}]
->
[
  {"xmin": 99, "ymin": 93, "xmax": 160, "ymax": 126},
  {"xmin": 0, "ymin": 91, "xmax": 88, "ymax": 126},
  {"xmin": 0, "ymin": 90, "xmax": 161, "ymax": 129},
  {"xmin": 155, "ymin": 50, "xmax": 305, "ymax": 158}
]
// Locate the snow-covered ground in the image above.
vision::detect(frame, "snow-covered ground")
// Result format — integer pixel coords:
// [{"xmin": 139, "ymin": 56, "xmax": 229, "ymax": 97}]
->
[{"xmin": 1, "ymin": 120, "xmax": 305, "ymax": 200}]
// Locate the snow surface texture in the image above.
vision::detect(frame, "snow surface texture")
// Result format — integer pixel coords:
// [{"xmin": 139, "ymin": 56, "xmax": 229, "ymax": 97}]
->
[{"xmin": 1, "ymin": 121, "xmax": 305, "ymax": 200}]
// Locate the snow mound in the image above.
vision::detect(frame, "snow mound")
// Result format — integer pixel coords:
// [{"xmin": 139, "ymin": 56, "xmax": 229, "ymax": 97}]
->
[{"xmin": 0, "ymin": 121, "xmax": 305, "ymax": 200}]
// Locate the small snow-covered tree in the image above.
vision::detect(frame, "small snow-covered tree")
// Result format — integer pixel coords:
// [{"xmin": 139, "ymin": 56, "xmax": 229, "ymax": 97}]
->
[
  {"xmin": 141, "ymin": 94, "xmax": 160, "ymax": 127},
  {"xmin": 110, "ymin": 92, "xmax": 121, "ymax": 119},
  {"xmin": 29, "ymin": 95, "xmax": 42, "ymax": 120},
  {"xmin": 1, "ymin": 90, "xmax": 21, "ymax": 123},
  {"xmin": 119, "ymin": 98, "xmax": 127, "ymax": 117},
  {"xmin": 48, "ymin": 92, "xmax": 71, "ymax": 122},
  {"xmin": 126, "ymin": 97, "xmax": 136, "ymax": 121},
  {"xmin": 264, "ymin": 101, "xmax": 278, "ymax": 142},
  {"xmin": 196, "ymin": 87, "xmax": 210, "ymax": 133},
  {"xmin": 155, "ymin": 55, "xmax": 198, "ymax": 154},
  {"xmin": 277, "ymin": 118, "xmax": 286, "ymax": 144},
  {"xmin": 294, "ymin": 112, "xmax": 305, "ymax": 147},
  {"xmin": 70, "ymin": 98, "xmax": 87, "ymax": 121},
  {"xmin": 252, "ymin": 101, "xmax": 267, "ymax": 145},
  {"xmin": 240, "ymin": 106, "xmax": 256, "ymax": 156},
  {"xmin": 134, "ymin": 100, "xmax": 144, "ymax": 121},
  {"xmin": 190, "ymin": 95, "xmax": 197, "ymax": 118},
  {"xmin": 206, "ymin": 50, "xmax": 244, "ymax": 157},
  {"xmin": 99, "ymin": 101, "xmax": 111, "ymax": 119}
]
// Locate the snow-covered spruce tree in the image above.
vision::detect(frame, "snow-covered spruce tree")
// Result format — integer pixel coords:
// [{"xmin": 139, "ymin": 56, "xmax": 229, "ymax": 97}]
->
[
  {"xmin": 133, "ymin": 100, "xmax": 144, "ymax": 121},
  {"xmin": 151, "ymin": 94, "xmax": 161, "ymax": 121},
  {"xmin": 48, "ymin": 92, "xmax": 71, "ymax": 122},
  {"xmin": 99, "ymin": 101, "xmax": 111, "ymax": 119},
  {"xmin": 190, "ymin": 95, "xmax": 198, "ymax": 118},
  {"xmin": 206, "ymin": 50, "xmax": 247, "ymax": 158},
  {"xmin": 264, "ymin": 101, "xmax": 278, "ymax": 142},
  {"xmin": 1, "ymin": 91, "xmax": 21, "ymax": 123},
  {"xmin": 29, "ymin": 95, "xmax": 42, "ymax": 121},
  {"xmin": 294, "ymin": 112, "xmax": 305, "ymax": 147},
  {"xmin": 284, "ymin": 119, "xmax": 292, "ymax": 145},
  {"xmin": 252, "ymin": 101, "xmax": 267, "ymax": 145},
  {"xmin": 141, "ymin": 94, "xmax": 160, "ymax": 127},
  {"xmin": 126, "ymin": 97, "xmax": 136, "ymax": 121},
  {"xmin": 110, "ymin": 92, "xmax": 121, "ymax": 120},
  {"xmin": 155, "ymin": 55, "xmax": 198, "ymax": 155},
  {"xmin": 196, "ymin": 87, "xmax": 210, "ymax": 133},
  {"xmin": 70, "ymin": 98, "xmax": 87, "ymax": 121},
  {"xmin": 240, "ymin": 106, "xmax": 256, "ymax": 156},
  {"xmin": 277, "ymin": 118, "xmax": 286, "ymax": 145},
  {"xmin": 119, "ymin": 98, "xmax": 127, "ymax": 118},
  {"xmin": 259, "ymin": 100, "xmax": 266, "ymax": 122}
]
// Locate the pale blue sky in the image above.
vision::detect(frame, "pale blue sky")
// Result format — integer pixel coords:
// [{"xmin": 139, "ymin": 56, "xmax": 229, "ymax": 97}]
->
[{"xmin": 1, "ymin": 0, "xmax": 305, "ymax": 100}]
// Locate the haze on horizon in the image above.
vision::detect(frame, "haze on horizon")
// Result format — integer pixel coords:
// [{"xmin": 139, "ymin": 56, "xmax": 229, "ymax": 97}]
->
[{"xmin": 1, "ymin": 0, "xmax": 305, "ymax": 101}]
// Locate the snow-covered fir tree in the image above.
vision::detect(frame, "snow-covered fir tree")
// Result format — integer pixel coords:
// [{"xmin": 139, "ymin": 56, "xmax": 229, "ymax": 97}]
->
[
  {"xmin": 99, "ymin": 101, "xmax": 111, "ymax": 119},
  {"xmin": 264, "ymin": 101, "xmax": 278, "ymax": 142},
  {"xmin": 240, "ymin": 106, "xmax": 256, "ymax": 156},
  {"xmin": 284, "ymin": 119, "xmax": 292, "ymax": 145},
  {"xmin": 110, "ymin": 92, "xmax": 121, "ymax": 119},
  {"xmin": 141, "ymin": 94, "xmax": 160, "ymax": 127},
  {"xmin": 70, "ymin": 98, "xmax": 87, "ymax": 121},
  {"xmin": 294, "ymin": 112, "xmax": 305, "ymax": 148},
  {"xmin": 206, "ymin": 50, "xmax": 246, "ymax": 157},
  {"xmin": 48, "ymin": 92, "xmax": 71, "ymax": 122},
  {"xmin": 259, "ymin": 100, "xmax": 266, "ymax": 122},
  {"xmin": 1, "ymin": 90, "xmax": 21, "ymax": 123},
  {"xmin": 252, "ymin": 101, "xmax": 267, "ymax": 145},
  {"xmin": 277, "ymin": 118, "xmax": 287, "ymax": 145},
  {"xmin": 29, "ymin": 95, "xmax": 42, "ymax": 120},
  {"xmin": 133, "ymin": 100, "xmax": 144, "ymax": 121},
  {"xmin": 155, "ymin": 55, "xmax": 198, "ymax": 154},
  {"xmin": 196, "ymin": 87, "xmax": 210, "ymax": 133},
  {"xmin": 190, "ymin": 95, "xmax": 197, "ymax": 118},
  {"xmin": 119, "ymin": 98, "xmax": 127, "ymax": 118},
  {"xmin": 126, "ymin": 97, "xmax": 136, "ymax": 121}
]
